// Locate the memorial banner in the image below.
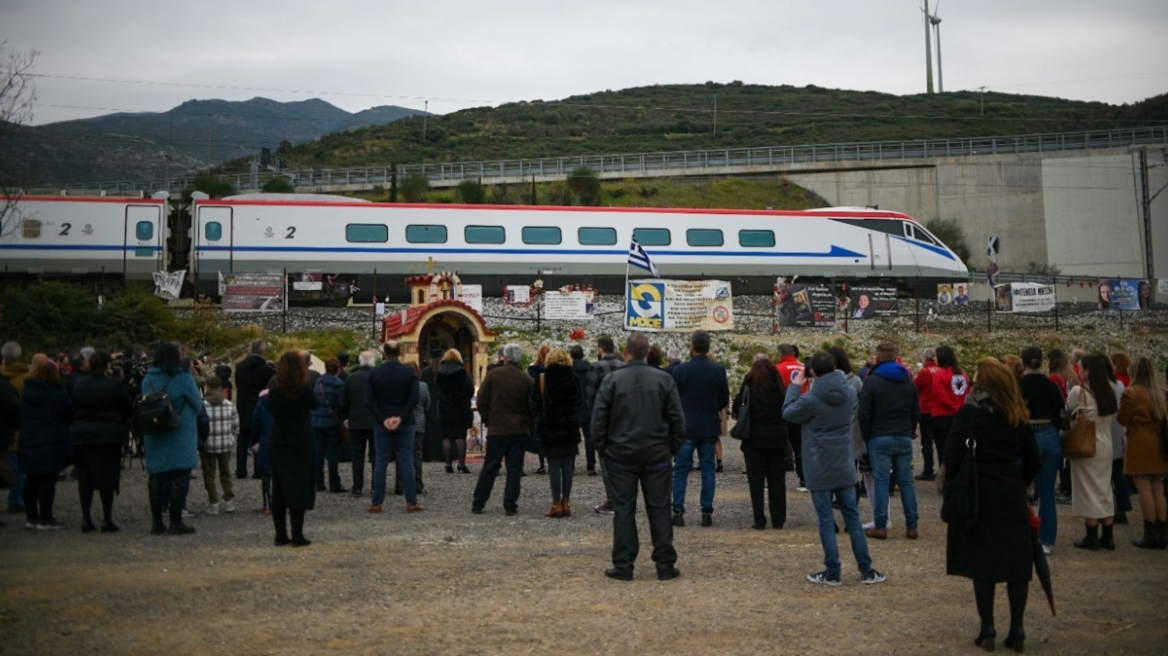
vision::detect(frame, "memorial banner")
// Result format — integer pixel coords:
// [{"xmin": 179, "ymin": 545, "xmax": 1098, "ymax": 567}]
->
[
  {"xmin": 1098, "ymin": 279, "xmax": 1148, "ymax": 311},
  {"xmin": 994, "ymin": 282, "xmax": 1054, "ymax": 313},
  {"xmin": 626, "ymin": 280, "xmax": 733, "ymax": 332},
  {"xmin": 845, "ymin": 286, "xmax": 898, "ymax": 318},
  {"xmin": 544, "ymin": 291, "xmax": 592, "ymax": 320},
  {"xmin": 153, "ymin": 269, "xmax": 185, "ymax": 300},
  {"xmin": 459, "ymin": 284, "xmax": 483, "ymax": 313},
  {"xmin": 774, "ymin": 279, "xmax": 835, "ymax": 328},
  {"xmin": 221, "ymin": 272, "xmax": 285, "ymax": 311},
  {"xmin": 504, "ymin": 285, "xmax": 530, "ymax": 307},
  {"xmin": 993, "ymin": 284, "xmax": 1014, "ymax": 313}
]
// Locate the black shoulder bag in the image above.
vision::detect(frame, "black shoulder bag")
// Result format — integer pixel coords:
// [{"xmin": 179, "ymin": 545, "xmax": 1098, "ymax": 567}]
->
[
  {"xmin": 136, "ymin": 377, "xmax": 182, "ymax": 435},
  {"xmin": 730, "ymin": 388, "xmax": 751, "ymax": 441}
]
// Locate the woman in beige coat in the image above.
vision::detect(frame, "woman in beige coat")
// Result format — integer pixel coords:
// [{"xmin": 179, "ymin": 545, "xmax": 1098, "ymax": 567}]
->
[
  {"xmin": 1067, "ymin": 355, "xmax": 1119, "ymax": 551},
  {"xmin": 1118, "ymin": 357, "xmax": 1168, "ymax": 549}
]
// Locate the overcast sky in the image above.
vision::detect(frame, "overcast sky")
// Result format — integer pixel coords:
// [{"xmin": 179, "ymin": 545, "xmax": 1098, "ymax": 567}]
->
[{"xmin": 4, "ymin": 0, "xmax": 1167, "ymax": 126}]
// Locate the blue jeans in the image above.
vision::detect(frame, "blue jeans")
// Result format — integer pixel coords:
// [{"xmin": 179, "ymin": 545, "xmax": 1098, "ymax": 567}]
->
[
  {"xmin": 373, "ymin": 424, "xmax": 417, "ymax": 505},
  {"xmin": 672, "ymin": 439, "xmax": 716, "ymax": 515},
  {"xmin": 811, "ymin": 486, "xmax": 873, "ymax": 577},
  {"xmin": 8, "ymin": 451, "xmax": 25, "ymax": 510},
  {"xmin": 1034, "ymin": 424, "xmax": 1062, "ymax": 546},
  {"xmin": 868, "ymin": 436, "xmax": 920, "ymax": 530},
  {"xmin": 313, "ymin": 427, "xmax": 343, "ymax": 491}
]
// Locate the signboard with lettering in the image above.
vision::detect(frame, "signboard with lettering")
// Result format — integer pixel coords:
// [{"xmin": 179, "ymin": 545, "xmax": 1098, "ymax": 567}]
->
[
  {"xmin": 221, "ymin": 272, "xmax": 285, "ymax": 311},
  {"xmin": 625, "ymin": 280, "xmax": 733, "ymax": 332}
]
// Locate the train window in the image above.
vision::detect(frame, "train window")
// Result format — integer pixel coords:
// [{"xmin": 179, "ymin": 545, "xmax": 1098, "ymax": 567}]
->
[
  {"xmin": 204, "ymin": 221, "xmax": 222, "ymax": 242},
  {"xmin": 578, "ymin": 227, "xmax": 617, "ymax": 245},
  {"xmin": 687, "ymin": 229, "xmax": 723, "ymax": 247},
  {"xmin": 738, "ymin": 230, "xmax": 775, "ymax": 248},
  {"xmin": 406, "ymin": 224, "xmax": 448, "ymax": 244},
  {"xmin": 522, "ymin": 226, "xmax": 562, "ymax": 245},
  {"xmin": 346, "ymin": 224, "xmax": 388, "ymax": 243},
  {"xmin": 904, "ymin": 223, "xmax": 938, "ymax": 245},
  {"xmin": 136, "ymin": 221, "xmax": 154, "ymax": 241},
  {"xmin": 465, "ymin": 225, "xmax": 506, "ymax": 244},
  {"xmin": 22, "ymin": 220, "xmax": 41, "ymax": 239},
  {"xmin": 633, "ymin": 228, "xmax": 670, "ymax": 246}
]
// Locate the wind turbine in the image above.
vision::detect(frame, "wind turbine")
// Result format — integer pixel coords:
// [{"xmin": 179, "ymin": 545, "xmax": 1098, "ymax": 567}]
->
[
  {"xmin": 929, "ymin": 0, "xmax": 944, "ymax": 92},
  {"xmin": 921, "ymin": 0, "xmax": 934, "ymax": 94}
]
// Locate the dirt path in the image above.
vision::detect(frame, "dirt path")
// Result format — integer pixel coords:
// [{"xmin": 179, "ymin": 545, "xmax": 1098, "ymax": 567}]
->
[{"xmin": 2, "ymin": 445, "xmax": 1165, "ymax": 655}]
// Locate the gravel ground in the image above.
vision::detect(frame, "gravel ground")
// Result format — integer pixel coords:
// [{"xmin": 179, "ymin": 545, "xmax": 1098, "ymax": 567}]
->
[{"xmin": 2, "ymin": 442, "xmax": 1166, "ymax": 656}]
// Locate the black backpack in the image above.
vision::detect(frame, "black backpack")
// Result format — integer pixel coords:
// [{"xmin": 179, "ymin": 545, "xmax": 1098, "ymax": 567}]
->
[{"xmin": 136, "ymin": 377, "xmax": 182, "ymax": 435}]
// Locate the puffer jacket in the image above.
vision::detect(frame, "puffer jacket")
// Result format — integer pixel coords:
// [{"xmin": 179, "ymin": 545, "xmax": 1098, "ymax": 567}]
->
[
  {"xmin": 311, "ymin": 373, "xmax": 345, "ymax": 429},
  {"xmin": 592, "ymin": 361, "xmax": 685, "ymax": 465},
  {"xmin": 782, "ymin": 370, "xmax": 858, "ymax": 491},
  {"xmin": 858, "ymin": 361, "xmax": 921, "ymax": 442},
  {"xmin": 18, "ymin": 378, "xmax": 74, "ymax": 474}
]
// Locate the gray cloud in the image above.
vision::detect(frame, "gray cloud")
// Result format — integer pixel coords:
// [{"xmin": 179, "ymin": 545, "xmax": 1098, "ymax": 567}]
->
[{"xmin": 4, "ymin": 0, "xmax": 1166, "ymax": 126}]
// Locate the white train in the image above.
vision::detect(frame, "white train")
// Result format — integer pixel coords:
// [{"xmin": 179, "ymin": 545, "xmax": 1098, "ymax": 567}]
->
[{"xmin": 0, "ymin": 193, "xmax": 968, "ymax": 287}]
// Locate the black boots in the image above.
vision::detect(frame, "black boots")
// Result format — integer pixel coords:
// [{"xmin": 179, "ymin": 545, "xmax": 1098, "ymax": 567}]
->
[
  {"xmin": 1158, "ymin": 520, "xmax": 1168, "ymax": 550},
  {"xmin": 1135, "ymin": 519, "xmax": 1168, "ymax": 549},
  {"xmin": 1073, "ymin": 524, "xmax": 1100, "ymax": 551},
  {"xmin": 148, "ymin": 476, "xmax": 167, "ymax": 535},
  {"xmin": 166, "ymin": 472, "xmax": 195, "ymax": 536},
  {"xmin": 1099, "ymin": 523, "xmax": 1115, "ymax": 551}
]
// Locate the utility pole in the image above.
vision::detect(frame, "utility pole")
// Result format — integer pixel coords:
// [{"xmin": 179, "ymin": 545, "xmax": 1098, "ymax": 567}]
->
[
  {"xmin": 713, "ymin": 95, "xmax": 717, "ymax": 137},
  {"xmin": 423, "ymin": 100, "xmax": 429, "ymax": 141},
  {"xmin": 1139, "ymin": 147, "xmax": 1154, "ymax": 279},
  {"xmin": 978, "ymin": 86, "xmax": 986, "ymax": 117},
  {"xmin": 924, "ymin": 0, "xmax": 935, "ymax": 94}
]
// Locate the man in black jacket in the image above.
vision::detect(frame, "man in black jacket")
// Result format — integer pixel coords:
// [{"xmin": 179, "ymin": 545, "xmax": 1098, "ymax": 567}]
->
[
  {"xmin": 592, "ymin": 332, "xmax": 685, "ymax": 581},
  {"xmin": 365, "ymin": 341, "xmax": 421, "ymax": 513},
  {"xmin": 586, "ymin": 336, "xmax": 624, "ymax": 514},
  {"xmin": 857, "ymin": 342, "xmax": 921, "ymax": 541},
  {"xmin": 340, "ymin": 351, "xmax": 376, "ymax": 497},
  {"xmin": 569, "ymin": 345, "xmax": 596, "ymax": 475},
  {"xmin": 234, "ymin": 339, "xmax": 274, "ymax": 479},
  {"xmin": 670, "ymin": 330, "xmax": 729, "ymax": 527}
]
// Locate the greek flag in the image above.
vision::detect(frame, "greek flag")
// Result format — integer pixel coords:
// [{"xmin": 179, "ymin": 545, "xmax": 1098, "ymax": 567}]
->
[{"xmin": 628, "ymin": 240, "xmax": 660, "ymax": 277}]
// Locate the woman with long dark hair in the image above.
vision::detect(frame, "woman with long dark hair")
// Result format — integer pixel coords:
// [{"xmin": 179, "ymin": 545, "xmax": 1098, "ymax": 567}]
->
[
  {"xmin": 945, "ymin": 358, "xmax": 1039, "ymax": 653},
  {"xmin": 436, "ymin": 349, "xmax": 474, "ymax": 474},
  {"xmin": 1119, "ymin": 357, "xmax": 1168, "ymax": 549},
  {"xmin": 267, "ymin": 351, "xmax": 318, "ymax": 546},
  {"xmin": 140, "ymin": 343, "xmax": 202, "ymax": 535},
  {"xmin": 732, "ymin": 357, "xmax": 789, "ymax": 529},
  {"xmin": 534, "ymin": 349, "xmax": 581, "ymax": 518},
  {"xmin": 1067, "ymin": 354, "xmax": 1119, "ymax": 551},
  {"xmin": 1017, "ymin": 346, "xmax": 1065, "ymax": 554},
  {"xmin": 527, "ymin": 344, "xmax": 551, "ymax": 475},
  {"xmin": 19, "ymin": 358, "xmax": 74, "ymax": 530},
  {"xmin": 932, "ymin": 345, "xmax": 970, "ymax": 462},
  {"xmin": 70, "ymin": 350, "xmax": 133, "ymax": 533}
]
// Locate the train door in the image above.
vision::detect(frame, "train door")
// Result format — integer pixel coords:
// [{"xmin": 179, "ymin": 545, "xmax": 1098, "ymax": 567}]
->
[
  {"xmin": 194, "ymin": 205, "xmax": 233, "ymax": 284},
  {"xmin": 123, "ymin": 204, "xmax": 164, "ymax": 280},
  {"xmin": 868, "ymin": 232, "xmax": 892, "ymax": 271}
]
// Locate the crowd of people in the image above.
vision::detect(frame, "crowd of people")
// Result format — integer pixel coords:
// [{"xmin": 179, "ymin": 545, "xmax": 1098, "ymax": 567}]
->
[{"xmin": 1, "ymin": 332, "xmax": 1166, "ymax": 644}]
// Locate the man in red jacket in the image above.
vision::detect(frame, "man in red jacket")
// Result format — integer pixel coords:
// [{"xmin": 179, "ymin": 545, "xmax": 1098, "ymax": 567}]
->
[
  {"xmin": 913, "ymin": 348, "xmax": 939, "ymax": 481},
  {"xmin": 775, "ymin": 344, "xmax": 808, "ymax": 490}
]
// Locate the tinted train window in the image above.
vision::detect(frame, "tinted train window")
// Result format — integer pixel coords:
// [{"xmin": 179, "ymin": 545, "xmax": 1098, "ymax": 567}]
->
[
  {"xmin": 578, "ymin": 227, "xmax": 617, "ymax": 245},
  {"xmin": 346, "ymin": 224, "xmax": 388, "ymax": 243},
  {"xmin": 465, "ymin": 225, "xmax": 505, "ymax": 244},
  {"xmin": 904, "ymin": 222, "xmax": 937, "ymax": 245},
  {"xmin": 406, "ymin": 225, "xmax": 447, "ymax": 244},
  {"xmin": 22, "ymin": 220, "xmax": 41, "ymax": 239},
  {"xmin": 738, "ymin": 230, "xmax": 775, "ymax": 247},
  {"xmin": 204, "ymin": 221, "xmax": 222, "ymax": 242},
  {"xmin": 633, "ymin": 228, "xmax": 670, "ymax": 246},
  {"xmin": 687, "ymin": 229, "xmax": 723, "ymax": 247},
  {"xmin": 136, "ymin": 221, "xmax": 154, "ymax": 241},
  {"xmin": 522, "ymin": 227, "xmax": 561, "ymax": 245}
]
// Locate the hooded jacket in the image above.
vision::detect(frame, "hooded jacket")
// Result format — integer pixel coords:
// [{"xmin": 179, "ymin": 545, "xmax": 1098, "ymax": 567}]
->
[
  {"xmin": 782, "ymin": 370, "xmax": 858, "ymax": 491},
  {"xmin": 858, "ymin": 360, "xmax": 921, "ymax": 442},
  {"xmin": 18, "ymin": 378, "xmax": 74, "ymax": 474}
]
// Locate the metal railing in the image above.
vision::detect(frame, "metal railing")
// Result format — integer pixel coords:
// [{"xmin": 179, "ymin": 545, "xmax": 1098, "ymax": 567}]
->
[{"xmin": 35, "ymin": 125, "xmax": 1168, "ymax": 195}]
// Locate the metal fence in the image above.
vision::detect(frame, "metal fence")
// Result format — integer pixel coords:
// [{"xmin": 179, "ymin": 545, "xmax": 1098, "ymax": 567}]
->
[{"xmin": 37, "ymin": 125, "xmax": 1168, "ymax": 195}]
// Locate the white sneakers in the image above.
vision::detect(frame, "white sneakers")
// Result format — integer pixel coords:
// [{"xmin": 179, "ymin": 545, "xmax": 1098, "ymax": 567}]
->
[
  {"xmin": 223, "ymin": 499, "xmax": 236, "ymax": 513},
  {"xmin": 862, "ymin": 520, "xmax": 892, "ymax": 530},
  {"xmin": 205, "ymin": 503, "xmax": 220, "ymax": 515}
]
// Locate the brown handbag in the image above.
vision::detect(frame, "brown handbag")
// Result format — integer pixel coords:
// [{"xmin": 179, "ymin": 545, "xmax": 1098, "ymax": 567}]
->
[{"xmin": 1062, "ymin": 389, "xmax": 1096, "ymax": 459}]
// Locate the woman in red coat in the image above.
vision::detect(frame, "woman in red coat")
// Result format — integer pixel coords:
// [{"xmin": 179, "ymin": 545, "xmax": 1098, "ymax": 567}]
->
[{"xmin": 931, "ymin": 345, "xmax": 970, "ymax": 462}]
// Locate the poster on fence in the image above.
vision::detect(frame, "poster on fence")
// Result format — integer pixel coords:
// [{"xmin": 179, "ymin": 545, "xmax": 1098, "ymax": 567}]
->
[
  {"xmin": 997, "ymin": 283, "xmax": 1054, "ymax": 313},
  {"xmin": 936, "ymin": 283, "xmax": 972, "ymax": 308},
  {"xmin": 459, "ymin": 284, "xmax": 483, "ymax": 313},
  {"xmin": 504, "ymin": 285, "xmax": 530, "ymax": 307},
  {"xmin": 626, "ymin": 279, "xmax": 733, "ymax": 332},
  {"xmin": 291, "ymin": 271, "xmax": 323, "ymax": 291},
  {"xmin": 774, "ymin": 279, "xmax": 835, "ymax": 328},
  {"xmin": 1098, "ymin": 279, "xmax": 1149, "ymax": 310},
  {"xmin": 844, "ymin": 286, "xmax": 898, "ymax": 318},
  {"xmin": 544, "ymin": 291, "xmax": 592, "ymax": 320},
  {"xmin": 221, "ymin": 272, "xmax": 285, "ymax": 311},
  {"xmin": 1158, "ymin": 279, "xmax": 1168, "ymax": 297}
]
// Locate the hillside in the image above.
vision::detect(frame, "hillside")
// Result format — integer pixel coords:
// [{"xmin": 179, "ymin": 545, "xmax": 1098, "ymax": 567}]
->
[
  {"xmin": 12, "ymin": 98, "xmax": 426, "ymax": 185},
  {"xmin": 267, "ymin": 83, "xmax": 1168, "ymax": 171}
]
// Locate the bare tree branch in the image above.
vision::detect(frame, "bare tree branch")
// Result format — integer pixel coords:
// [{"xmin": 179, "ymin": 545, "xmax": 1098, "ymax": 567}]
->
[{"xmin": 0, "ymin": 41, "xmax": 38, "ymax": 239}]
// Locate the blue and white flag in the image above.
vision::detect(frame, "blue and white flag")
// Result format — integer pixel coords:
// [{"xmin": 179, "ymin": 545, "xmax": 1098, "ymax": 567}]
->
[{"xmin": 628, "ymin": 240, "xmax": 660, "ymax": 277}]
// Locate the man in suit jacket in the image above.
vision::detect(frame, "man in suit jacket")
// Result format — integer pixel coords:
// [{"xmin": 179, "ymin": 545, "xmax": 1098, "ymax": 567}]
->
[{"xmin": 670, "ymin": 330, "xmax": 729, "ymax": 528}]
